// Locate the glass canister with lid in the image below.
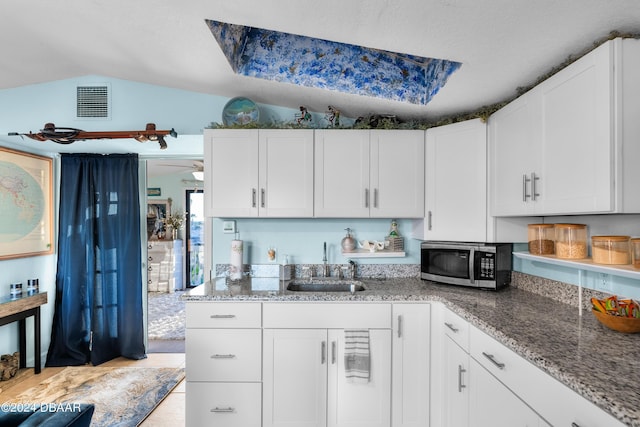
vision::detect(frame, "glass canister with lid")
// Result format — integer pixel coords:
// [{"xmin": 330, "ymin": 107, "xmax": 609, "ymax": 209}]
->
[
  {"xmin": 554, "ymin": 223, "xmax": 588, "ymax": 259},
  {"xmin": 528, "ymin": 224, "xmax": 555, "ymax": 255},
  {"xmin": 631, "ymin": 238, "xmax": 640, "ymax": 268},
  {"xmin": 591, "ymin": 235, "xmax": 631, "ymax": 265}
]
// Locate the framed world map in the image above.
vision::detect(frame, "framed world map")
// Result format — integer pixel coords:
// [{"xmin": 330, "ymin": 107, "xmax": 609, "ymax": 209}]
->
[{"xmin": 0, "ymin": 147, "xmax": 53, "ymax": 259}]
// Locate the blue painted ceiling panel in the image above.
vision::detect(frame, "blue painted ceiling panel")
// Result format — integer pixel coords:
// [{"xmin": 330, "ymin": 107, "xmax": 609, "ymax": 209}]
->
[{"xmin": 206, "ymin": 20, "xmax": 461, "ymax": 106}]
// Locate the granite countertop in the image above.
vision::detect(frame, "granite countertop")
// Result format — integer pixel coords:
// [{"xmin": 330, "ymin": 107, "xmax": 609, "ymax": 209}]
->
[{"xmin": 183, "ymin": 277, "xmax": 639, "ymax": 427}]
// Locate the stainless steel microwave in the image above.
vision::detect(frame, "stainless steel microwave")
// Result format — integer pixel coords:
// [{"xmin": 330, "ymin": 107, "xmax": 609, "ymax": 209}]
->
[{"xmin": 420, "ymin": 241, "xmax": 513, "ymax": 290}]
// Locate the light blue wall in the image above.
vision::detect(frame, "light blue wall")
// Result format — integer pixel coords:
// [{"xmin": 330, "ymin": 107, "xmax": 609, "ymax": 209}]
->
[
  {"xmin": 0, "ymin": 75, "xmax": 313, "ymax": 363},
  {"xmin": 211, "ymin": 217, "xmax": 420, "ymax": 269}
]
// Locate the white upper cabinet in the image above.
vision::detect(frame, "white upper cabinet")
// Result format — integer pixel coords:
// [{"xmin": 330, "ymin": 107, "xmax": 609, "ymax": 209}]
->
[
  {"xmin": 423, "ymin": 119, "xmax": 488, "ymax": 241},
  {"xmin": 489, "ymin": 89, "xmax": 542, "ymax": 216},
  {"xmin": 314, "ymin": 130, "xmax": 424, "ymax": 218},
  {"xmin": 490, "ymin": 37, "xmax": 640, "ymax": 216},
  {"xmin": 204, "ymin": 129, "xmax": 314, "ymax": 217}
]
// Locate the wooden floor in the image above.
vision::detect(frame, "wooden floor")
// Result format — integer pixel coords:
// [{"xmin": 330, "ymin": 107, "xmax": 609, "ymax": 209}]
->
[{"xmin": 0, "ymin": 353, "xmax": 186, "ymax": 427}]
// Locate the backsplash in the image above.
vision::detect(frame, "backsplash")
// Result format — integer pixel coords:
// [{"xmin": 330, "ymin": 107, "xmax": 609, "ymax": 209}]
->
[
  {"xmin": 216, "ymin": 263, "xmax": 420, "ymax": 279},
  {"xmin": 213, "ymin": 264, "xmax": 607, "ymax": 309},
  {"xmin": 511, "ymin": 271, "xmax": 609, "ymax": 310}
]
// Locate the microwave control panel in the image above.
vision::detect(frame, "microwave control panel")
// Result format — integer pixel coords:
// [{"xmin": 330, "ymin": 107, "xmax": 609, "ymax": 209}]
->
[{"xmin": 476, "ymin": 252, "xmax": 495, "ymax": 280}]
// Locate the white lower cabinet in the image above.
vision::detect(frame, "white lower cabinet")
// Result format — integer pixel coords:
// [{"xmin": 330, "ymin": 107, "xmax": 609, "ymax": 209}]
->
[
  {"xmin": 262, "ymin": 303, "xmax": 392, "ymax": 427},
  {"xmin": 392, "ymin": 303, "xmax": 430, "ymax": 427},
  {"xmin": 468, "ymin": 317, "xmax": 624, "ymax": 427},
  {"xmin": 469, "ymin": 357, "xmax": 545, "ymax": 427},
  {"xmin": 436, "ymin": 305, "xmax": 623, "ymax": 427},
  {"xmin": 185, "ymin": 302, "xmax": 262, "ymax": 427},
  {"xmin": 443, "ymin": 335, "xmax": 470, "ymax": 427},
  {"xmin": 263, "ymin": 328, "xmax": 392, "ymax": 427}
]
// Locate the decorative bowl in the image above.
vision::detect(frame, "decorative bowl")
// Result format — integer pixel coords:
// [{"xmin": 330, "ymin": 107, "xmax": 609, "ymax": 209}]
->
[
  {"xmin": 222, "ymin": 97, "xmax": 260, "ymax": 126},
  {"xmin": 592, "ymin": 309, "xmax": 640, "ymax": 333}
]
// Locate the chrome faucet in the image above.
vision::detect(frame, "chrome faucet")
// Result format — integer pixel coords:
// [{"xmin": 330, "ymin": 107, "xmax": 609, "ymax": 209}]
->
[
  {"xmin": 321, "ymin": 242, "xmax": 330, "ymax": 277},
  {"xmin": 348, "ymin": 260, "xmax": 356, "ymax": 279}
]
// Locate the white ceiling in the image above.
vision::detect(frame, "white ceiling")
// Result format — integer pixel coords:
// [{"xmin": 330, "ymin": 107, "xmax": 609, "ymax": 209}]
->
[{"xmin": 3, "ymin": 0, "xmax": 640, "ymax": 125}]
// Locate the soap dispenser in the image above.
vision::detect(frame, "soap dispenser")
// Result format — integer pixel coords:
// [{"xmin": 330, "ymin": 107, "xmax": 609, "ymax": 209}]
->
[{"xmin": 341, "ymin": 228, "xmax": 356, "ymax": 252}]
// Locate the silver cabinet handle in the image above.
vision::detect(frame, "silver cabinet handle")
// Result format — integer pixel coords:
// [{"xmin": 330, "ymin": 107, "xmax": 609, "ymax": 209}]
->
[
  {"xmin": 211, "ymin": 354, "xmax": 236, "ymax": 359},
  {"xmin": 210, "ymin": 314, "xmax": 236, "ymax": 319},
  {"xmin": 444, "ymin": 322, "xmax": 459, "ymax": 333},
  {"xmin": 458, "ymin": 364, "xmax": 467, "ymax": 392},
  {"xmin": 482, "ymin": 352, "xmax": 505, "ymax": 369},
  {"xmin": 373, "ymin": 188, "xmax": 378, "ymax": 208},
  {"xmin": 428, "ymin": 210, "xmax": 433, "ymax": 230},
  {"xmin": 331, "ymin": 341, "xmax": 337, "ymax": 364},
  {"xmin": 397, "ymin": 315, "xmax": 403, "ymax": 338},
  {"xmin": 571, "ymin": 423, "xmax": 580, "ymax": 427},
  {"xmin": 531, "ymin": 172, "xmax": 540, "ymax": 201},
  {"xmin": 261, "ymin": 188, "xmax": 266, "ymax": 208},
  {"xmin": 211, "ymin": 407, "xmax": 235, "ymax": 413},
  {"xmin": 522, "ymin": 174, "xmax": 531, "ymax": 201},
  {"xmin": 251, "ymin": 188, "xmax": 257, "ymax": 207},
  {"xmin": 321, "ymin": 341, "xmax": 326, "ymax": 364},
  {"xmin": 364, "ymin": 188, "xmax": 369, "ymax": 208}
]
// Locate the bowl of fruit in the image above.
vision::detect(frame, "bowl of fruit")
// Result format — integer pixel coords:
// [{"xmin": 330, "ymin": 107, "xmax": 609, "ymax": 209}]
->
[{"xmin": 591, "ymin": 296, "xmax": 640, "ymax": 333}]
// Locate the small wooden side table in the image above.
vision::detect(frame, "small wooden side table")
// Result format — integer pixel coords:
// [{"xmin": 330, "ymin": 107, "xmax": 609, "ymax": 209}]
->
[{"xmin": 0, "ymin": 291, "xmax": 47, "ymax": 374}]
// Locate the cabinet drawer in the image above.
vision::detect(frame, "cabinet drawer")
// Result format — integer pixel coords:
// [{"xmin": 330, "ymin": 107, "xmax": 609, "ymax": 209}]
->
[
  {"xmin": 186, "ymin": 382, "xmax": 261, "ymax": 427},
  {"xmin": 443, "ymin": 308, "xmax": 469, "ymax": 352},
  {"xmin": 469, "ymin": 326, "xmax": 534, "ymax": 393},
  {"xmin": 186, "ymin": 302, "xmax": 261, "ymax": 328},
  {"xmin": 263, "ymin": 302, "xmax": 391, "ymax": 329},
  {"xmin": 186, "ymin": 329, "xmax": 261, "ymax": 381},
  {"xmin": 469, "ymin": 325, "xmax": 598, "ymax": 427}
]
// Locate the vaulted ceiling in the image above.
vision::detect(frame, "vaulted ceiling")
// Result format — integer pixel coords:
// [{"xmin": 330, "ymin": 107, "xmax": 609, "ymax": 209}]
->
[{"xmin": 2, "ymin": 0, "xmax": 640, "ymax": 122}]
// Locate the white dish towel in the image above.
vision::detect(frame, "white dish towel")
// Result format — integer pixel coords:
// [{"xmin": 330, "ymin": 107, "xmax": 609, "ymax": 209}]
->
[{"xmin": 344, "ymin": 329, "xmax": 370, "ymax": 383}]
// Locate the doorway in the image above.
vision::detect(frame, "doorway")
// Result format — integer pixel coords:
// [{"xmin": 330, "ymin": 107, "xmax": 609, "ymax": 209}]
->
[{"xmin": 185, "ymin": 189, "xmax": 205, "ymax": 288}]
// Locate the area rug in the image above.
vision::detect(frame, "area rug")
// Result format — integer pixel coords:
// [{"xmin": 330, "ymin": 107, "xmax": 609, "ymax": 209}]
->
[{"xmin": 7, "ymin": 366, "xmax": 184, "ymax": 426}]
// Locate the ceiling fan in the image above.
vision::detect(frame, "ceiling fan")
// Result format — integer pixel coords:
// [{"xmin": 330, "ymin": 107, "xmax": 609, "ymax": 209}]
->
[{"xmin": 153, "ymin": 160, "xmax": 204, "ymax": 180}]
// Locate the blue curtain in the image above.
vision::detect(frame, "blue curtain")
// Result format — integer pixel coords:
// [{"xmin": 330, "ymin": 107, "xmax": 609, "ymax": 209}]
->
[{"xmin": 46, "ymin": 153, "xmax": 145, "ymax": 366}]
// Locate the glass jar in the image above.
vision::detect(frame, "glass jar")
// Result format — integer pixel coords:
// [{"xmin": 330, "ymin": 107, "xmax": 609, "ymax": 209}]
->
[
  {"xmin": 554, "ymin": 224, "xmax": 588, "ymax": 259},
  {"xmin": 591, "ymin": 236, "xmax": 631, "ymax": 265},
  {"xmin": 528, "ymin": 224, "xmax": 555, "ymax": 255},
  {"xmin": 631, "ymin": 238, "xmax": 640, "ymax": 268}
]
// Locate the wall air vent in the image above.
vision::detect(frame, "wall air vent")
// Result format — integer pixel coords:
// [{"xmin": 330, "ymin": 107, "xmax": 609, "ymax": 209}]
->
[{"xmin": 76, "ymin": 85, "xmax": 110, "ymax": 119}]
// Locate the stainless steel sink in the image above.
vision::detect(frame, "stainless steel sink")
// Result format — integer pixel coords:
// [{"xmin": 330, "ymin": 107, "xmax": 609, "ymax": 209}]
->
[{"xmin": 286, "ymin": 280, "xmax": 365, "ymax": 293}]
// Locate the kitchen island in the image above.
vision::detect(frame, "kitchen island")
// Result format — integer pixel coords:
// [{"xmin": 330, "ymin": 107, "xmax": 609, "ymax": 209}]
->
[{"xmin": 183, "ymin": 276, "xmax": 639, "ymax": 427}]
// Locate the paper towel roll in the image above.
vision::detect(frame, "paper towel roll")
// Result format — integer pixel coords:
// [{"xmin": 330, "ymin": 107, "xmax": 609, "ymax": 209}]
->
[{"xmin": 230, "ymin": 240, "xmax": 243, "ymax": 280}]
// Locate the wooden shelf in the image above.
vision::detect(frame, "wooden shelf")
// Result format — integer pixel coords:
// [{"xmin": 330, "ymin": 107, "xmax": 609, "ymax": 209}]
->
[
  {"xmin": 341, "ymin": 249, "xmax": 406, "ymax": 258},
  {"xmin": 513, "ymin": 251, "xmax": 640, "ymax": 280}
]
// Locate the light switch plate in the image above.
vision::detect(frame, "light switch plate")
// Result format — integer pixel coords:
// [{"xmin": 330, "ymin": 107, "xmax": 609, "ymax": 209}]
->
[{"xmin": 223, "ymin": 220, "xmax": 236, "ymax": 234}]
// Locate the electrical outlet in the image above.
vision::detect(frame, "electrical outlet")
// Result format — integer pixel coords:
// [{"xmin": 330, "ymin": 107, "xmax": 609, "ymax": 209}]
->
[
  {"xmin": 223, "ymin": 220, "xmax": 236, "ymax": 234},
  {"xmin": 597, "ymin": 273, "xmax": 613, "ymax": 292}
]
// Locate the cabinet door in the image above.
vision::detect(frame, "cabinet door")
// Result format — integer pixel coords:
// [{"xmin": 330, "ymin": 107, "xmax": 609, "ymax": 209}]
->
[
  {"xmin": 370, "ymin": 130, "xmax": 425, "ymax": 218},
  {"xmin": 259, "ymin": 129, "xmax": 314, "ymax": 217},
  {"xmin": 425, "ymin": 119, "xmax": 487, "ymax": 241},
  {"xmin": 327, "ymin": 329, "xmax": 392, "ymax": 427},
  {"xmin": 205, "ymin": 129, "xmax": 260, "ymax": 217},
  {"xmin": 469, "ymin": 358, "xmax": 540, "ymax": 427},
  {"xmin": 314, "ymin": 130, "xmax": 370, "ymax": 217},
  {"xmin": 443, "ymin": 336, "xmax": 469, "ymax": 427},
  {"xmin": 392, "ymin": 304, "xmax": 430, "ymax": 427},
  {"xmin": 489, "ymin": 92, "xmax": 541, "ymax": 216},
  {"xmin": 263, "ymin": 329, "xmax": 328, "ymax": 427},
  {"xmin": 538, "ymin": 41, "xmax": 614, "ymax": 214}
]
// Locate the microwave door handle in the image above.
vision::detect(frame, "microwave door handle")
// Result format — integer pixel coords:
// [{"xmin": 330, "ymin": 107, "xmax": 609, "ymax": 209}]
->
[{"xmin": 468, "ymin": 248, "xmax": 475, "ymax": 284}]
